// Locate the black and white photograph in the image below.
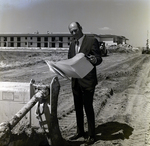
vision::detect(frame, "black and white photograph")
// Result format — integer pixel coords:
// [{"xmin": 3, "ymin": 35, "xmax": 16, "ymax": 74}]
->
[{"xmin": 0, "ymin": 0, "xmax": 150, "ymax": 145}]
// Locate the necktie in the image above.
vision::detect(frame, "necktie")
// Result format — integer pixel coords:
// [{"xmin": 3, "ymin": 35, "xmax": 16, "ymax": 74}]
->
[{"xmin": 75, "ymin": 40, "xmax": 79, "ymax": 54}]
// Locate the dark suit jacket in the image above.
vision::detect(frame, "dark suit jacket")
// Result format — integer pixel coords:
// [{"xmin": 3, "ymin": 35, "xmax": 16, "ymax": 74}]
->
[{"xmin": 68, "ymin": 35, "xmax": 102, "ymax": 90}]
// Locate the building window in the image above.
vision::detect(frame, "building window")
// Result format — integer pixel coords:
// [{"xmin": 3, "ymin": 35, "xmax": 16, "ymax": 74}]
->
[
  {"xmin": 25, "ymin": 37, "xmax": 27, "ymax": 40},
  {"xmin": 59, "ymin": 37, "xmax": 63, "ymax": 42},
  {"xmin": 52, "ymin": 37, "xmax": 55, "ymax": 47},
  {"xmin": 37, "ymin": 37, "xmax": 41, "ymax": 41},
  {"xmin": 4, "ymin": 37, "xmax": 7, "ymax": 41},
  {"xmin": 10, "ymin": 43, "xmax": 14, "ymax": 47},
  {"xmin": 44, "ymin": 43, "xmax": 48, "ymax": 47},
  {"xmin": 44, "ymin": 37, "xmax": 48, "ymax": 41},
  {"xmin": 17, "ymin": 37, "xmax": 20, "ymax": 41},
  {"xmin": 59, "ymin": 43, "xmax": 63, "ymax": 48},
  {"xmin": 30, "ymin": 37, "xmax": 32, "ymax": 40},
  {"xmin": 10, "ymin": 37, "xmax": 14, "ymax": 41},
  {"xmin": 30, "ymin": 42, "xmax": 32, "ymax": 45},
  {"xmin": 68, "ymin": 37, "xmax": 71, "ymax": 45},
  {"xmin": 52, "ymin": 43, "xmax": 55, "ymax": 47},
  {"xmin": 52, "ymin": 37, "xmax": 55, "ymax": 41},
  {"xmin": 59, "ymin": 37, "xmax": 63, "ymax": 47},
  {"xmin": 17, "ymin": 43, "xmax": 21, "ymax": 47},
  {"xmin": 37, "ymin": 43, "xmax": 41, "ymax": 47}
]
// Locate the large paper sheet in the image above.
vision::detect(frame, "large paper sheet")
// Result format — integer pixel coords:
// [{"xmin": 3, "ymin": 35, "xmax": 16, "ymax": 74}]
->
[{"xmin": 45, "ymin": 53, "xmax": 93, "ymax": 79}]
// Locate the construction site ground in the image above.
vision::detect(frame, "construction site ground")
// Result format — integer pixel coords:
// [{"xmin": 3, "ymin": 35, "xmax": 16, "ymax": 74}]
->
[{"xmin": 1, "ymin": 48, "xmax": 150, "ymax": 146}]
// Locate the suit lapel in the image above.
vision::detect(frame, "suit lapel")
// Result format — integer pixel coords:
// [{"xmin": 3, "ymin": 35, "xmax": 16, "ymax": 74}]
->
[
  {"xmin": 79, "ymin": 35, "xmax": 87, "ymax": 53},
  {"xmin": 79, "ymin": 35, "xmax": 91, "ymax": 55}
]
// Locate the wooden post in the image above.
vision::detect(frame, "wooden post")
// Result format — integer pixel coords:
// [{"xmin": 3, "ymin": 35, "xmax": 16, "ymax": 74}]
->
[
  {"xmin": 43, "ymin": 77, "xmax": 67, "ymax": 146},
  {"xmin": 30, "ymin": 79, "xmax": 35, "ymax": 126}
]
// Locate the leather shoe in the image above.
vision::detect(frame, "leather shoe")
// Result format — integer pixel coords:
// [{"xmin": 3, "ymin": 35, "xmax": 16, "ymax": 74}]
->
[
  {"xmin": 84, "ymin": 137, "xmax": 95, "ymax": 146},
  {"xmin": 69, "ymin": 133, "xmax": 85, "ymax": 140}
]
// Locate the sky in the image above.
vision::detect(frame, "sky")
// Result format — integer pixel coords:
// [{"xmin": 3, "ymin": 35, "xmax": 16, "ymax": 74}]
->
[{"xmin": 0, "ymin": 0, "xmax": 149, "ymax": 47}]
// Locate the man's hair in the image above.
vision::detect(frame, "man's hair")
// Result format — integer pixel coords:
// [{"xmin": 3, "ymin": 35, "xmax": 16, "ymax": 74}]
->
[{"xmin": 75, "ymin": 22, "xmax": 82, "ymax": 30}]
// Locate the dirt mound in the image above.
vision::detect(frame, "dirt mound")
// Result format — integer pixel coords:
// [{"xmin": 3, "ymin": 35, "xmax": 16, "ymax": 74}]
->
[
  {"xmin": 0, "ymin": 51, "xmax": 67, "ymax": 71},
  {"xmin": 107, "ymin": 44, "xmax": 141, "ymax": 53}
]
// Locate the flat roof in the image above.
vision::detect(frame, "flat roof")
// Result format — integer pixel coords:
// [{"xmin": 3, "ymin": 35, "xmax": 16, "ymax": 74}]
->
[{"xmin": 0, "ymin": 33, "xmax": 128, "ymax": 40}]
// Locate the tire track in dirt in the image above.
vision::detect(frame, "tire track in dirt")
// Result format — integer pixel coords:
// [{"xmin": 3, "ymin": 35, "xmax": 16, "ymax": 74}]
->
[
  {"xmin": 97, "ymin": 53, "xmax": 146, "ymax": 81},
  {"xmin": 120, "ymin": 55, "xmax": 150, "ymax": 146},
  {"xmin": 94, "ymin": 55, "xmax": 150, "ymax": 146}
]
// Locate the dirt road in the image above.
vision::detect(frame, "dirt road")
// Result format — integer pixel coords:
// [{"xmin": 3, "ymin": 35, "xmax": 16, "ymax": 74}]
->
[
  {"xmin": 1, "ymin": 50, "xmax": 150, "ymax": 146},
  {"xmin": 93, "ymin": 53, "xmax": 150, "ymax": 146}
]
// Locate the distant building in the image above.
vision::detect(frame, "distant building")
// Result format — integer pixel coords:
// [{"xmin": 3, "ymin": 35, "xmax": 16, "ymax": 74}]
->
[
  {"xmin": 99, "ymin": 35, "xmax": 128, "ymax": 46},
  {"xmin": 0, "ymin": 33, "xmax": 128, "ymax": 48}
]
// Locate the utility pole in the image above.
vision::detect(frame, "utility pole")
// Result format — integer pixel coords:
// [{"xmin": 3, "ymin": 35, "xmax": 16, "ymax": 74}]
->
[{"xmin": 146, "ymin": 30, "xmax": 149, "ymax": 50}]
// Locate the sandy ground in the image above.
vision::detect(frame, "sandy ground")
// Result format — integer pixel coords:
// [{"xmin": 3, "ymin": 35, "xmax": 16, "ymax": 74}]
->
[{"xmin": 1, "ymin": 48, "xmax": 150, "ymax": 146}]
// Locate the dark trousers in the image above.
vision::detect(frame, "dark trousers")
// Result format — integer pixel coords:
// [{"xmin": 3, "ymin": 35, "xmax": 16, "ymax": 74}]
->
[{"xmin": 72, "ymin": 82, "xmax": 95, "ymax": 138}]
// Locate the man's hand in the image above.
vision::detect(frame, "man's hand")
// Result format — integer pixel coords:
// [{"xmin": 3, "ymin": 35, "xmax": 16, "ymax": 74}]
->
[{"xmin": 86, "ymin": 55, "xmax": 97, "ymax": 64}]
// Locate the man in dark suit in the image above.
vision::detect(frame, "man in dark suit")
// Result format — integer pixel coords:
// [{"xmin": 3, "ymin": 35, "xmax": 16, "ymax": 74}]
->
[{"xmin": 68, "ymin": 22, "xmax": 102, "ymax": 145}]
